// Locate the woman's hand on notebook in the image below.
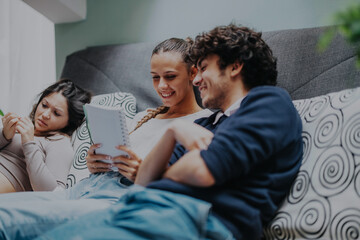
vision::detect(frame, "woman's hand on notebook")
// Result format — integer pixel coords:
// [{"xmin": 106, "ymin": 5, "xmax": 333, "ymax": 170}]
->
[
  {"xmin": 86, "ymin": 143, "xmax": 113, "ymax": 173},
  {"xmin": 112, "ymin": 145, "xmax": 142, "ymax": 182}
]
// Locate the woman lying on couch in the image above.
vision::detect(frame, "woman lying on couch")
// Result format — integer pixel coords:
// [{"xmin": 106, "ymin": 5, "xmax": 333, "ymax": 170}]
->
[
  {"xmin": 0, "ymin": 79, "xmax": 91, "ymax": 193},
  {"xmin": 0, "ymin": 37, "xmax": 212, "ymax": 239}
]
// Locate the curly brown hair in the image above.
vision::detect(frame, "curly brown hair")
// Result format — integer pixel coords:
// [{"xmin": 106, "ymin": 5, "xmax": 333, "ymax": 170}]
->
[{"xmin": 189, "ymin": 24, "xmax": 277, "ymax": 89}]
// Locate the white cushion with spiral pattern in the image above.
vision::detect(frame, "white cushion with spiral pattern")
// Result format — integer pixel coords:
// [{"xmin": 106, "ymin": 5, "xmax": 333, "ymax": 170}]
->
[
  {"xmin": 263, "ymin": 87, "xmax": 360, "ymax": 240},
  {"xmin": 66, "ymin": 92, "xmax": 136, "ymax": 188}
]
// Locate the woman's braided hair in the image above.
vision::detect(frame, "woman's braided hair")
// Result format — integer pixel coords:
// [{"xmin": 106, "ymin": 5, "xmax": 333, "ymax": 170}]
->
[
  {"xmin": 129, "ymin": 38, "xmax": 193, "ymax": 134},
  {"xmin": 129, "ymin": 106, "xmax": 169, "ymax": 134}
]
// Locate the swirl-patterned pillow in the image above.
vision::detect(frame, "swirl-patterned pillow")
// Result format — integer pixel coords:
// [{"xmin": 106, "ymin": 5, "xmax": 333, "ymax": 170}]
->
[
  {"xmin": 66, "ymin": 92, "xmax": 136, "ymax": 188},
  {"xmin": 263, "ymin": 87, "xmax": 360, "ymax": 240}
]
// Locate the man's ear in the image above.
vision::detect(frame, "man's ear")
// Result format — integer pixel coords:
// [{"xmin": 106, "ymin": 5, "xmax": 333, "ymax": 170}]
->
[
  {"xmin": 189, "ymin": 65, "xmax": 198, "ymax": 81},
  {"xmin": 230, "ymin": 62, "xmax": 243, "ymax": 78}
]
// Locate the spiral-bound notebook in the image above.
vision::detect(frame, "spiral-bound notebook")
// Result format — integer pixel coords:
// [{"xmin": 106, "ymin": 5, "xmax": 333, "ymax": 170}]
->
[{"xmin": 83, "ymin": 103, "xmax": 130, "ymax": 158}]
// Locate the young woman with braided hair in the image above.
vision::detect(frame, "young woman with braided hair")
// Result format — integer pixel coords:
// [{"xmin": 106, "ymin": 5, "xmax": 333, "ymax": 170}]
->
[
  {"xmin": 86, "ymin": 37, "xmax": 212, "ymax": 181},
  {"xmin": 0, "ymin": 38, "xmax": 211, "ymax": 239}
]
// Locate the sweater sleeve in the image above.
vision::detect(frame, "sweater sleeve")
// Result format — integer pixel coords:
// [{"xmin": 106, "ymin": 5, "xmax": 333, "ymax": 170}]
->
[
  {"xmin": 200, "ymin": 87, "xmax": 302, "ymax": 185},
  {"xmin": 0, "ymin": 128, "xmax": 11, "ymax": 149},
  {"xmin": 22, "ymin": 135, "xmax": 74, "ymax": 191}
]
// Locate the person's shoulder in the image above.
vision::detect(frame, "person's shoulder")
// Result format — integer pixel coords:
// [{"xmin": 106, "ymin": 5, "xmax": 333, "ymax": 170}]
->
[
  {"xmin": 133, "ymin": 109, "xmax": 151, "ymax": 120},
  {"xmin": 250, "ymin": 86, "xmax": 291, "ymax": 99},
  {"xmin": 39, "ymin": 134, "xmax": 72, "ymax": 150},
  {"xmin": 44, "ymin": 133, "xmax": 67, "ymax": 140},
  {"xmin": 244, "ymin": 86, "xmax": 292, "ymax": 105},
  {"xmin": 128, "ymin": 108, "xmax": 155, "ymax": 130},
  {"xmin": 44, "ymin": 134, "xmax": 71, "ymax": 144},
  {"xmin": 130, "ymin": 109, "xmax": 152, "ymax": 125},
  {"xmin": 183, "ymin": 109, "xmax": 213, "ymax": 121},
  {"xmin": 243, "ymin": 86, "xmax": 301, "ymax": 123},
  {"xmin": 196, "ymin": 109, "xmax": 213, "ymax": 118}
]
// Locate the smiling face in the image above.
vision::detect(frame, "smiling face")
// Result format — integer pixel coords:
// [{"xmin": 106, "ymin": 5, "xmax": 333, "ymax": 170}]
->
[
  {"xmin": 193, "ymin": 54, "xmax": 233, "ymax": 111},
  {"xmin": 150, "ymin": 51, "xmax": 194, "ymax": 108},
  {"xmin": 34, "ymin": 92, "xmax": 69, "ymax": 134}
]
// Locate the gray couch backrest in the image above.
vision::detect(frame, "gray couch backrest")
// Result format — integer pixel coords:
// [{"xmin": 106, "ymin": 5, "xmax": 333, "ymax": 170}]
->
[
  {"xmin": 263, "ymin": 27, "xmax": 359, "ymax": 100},
  {"xmin": 61, "ymin": 26, "xmax": 360, "ymax": 112}
]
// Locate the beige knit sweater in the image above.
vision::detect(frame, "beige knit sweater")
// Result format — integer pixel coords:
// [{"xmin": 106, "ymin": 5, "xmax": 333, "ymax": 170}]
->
[{"xmin": 0, "ymin": 129, "xmax": 73, "ymax": 191}]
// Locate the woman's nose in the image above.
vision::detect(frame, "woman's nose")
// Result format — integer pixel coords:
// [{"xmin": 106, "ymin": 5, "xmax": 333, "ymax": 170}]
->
[
  {"xmin": 42, "ymin": 109, "xmax": 51, "ymax": 119},
  {"xmin": 158, "ymin": 78, "xmax": 168, "ymax": 88}
]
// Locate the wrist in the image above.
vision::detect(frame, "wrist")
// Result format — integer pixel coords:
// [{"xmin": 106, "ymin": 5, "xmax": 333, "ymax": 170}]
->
[
  {"xmin": 2, "ymin": 130, "xmax": 12, "ymax": 142},
  {"xmin": 21, "ymin": 134, "xmax": 34, "ymax": 144}
]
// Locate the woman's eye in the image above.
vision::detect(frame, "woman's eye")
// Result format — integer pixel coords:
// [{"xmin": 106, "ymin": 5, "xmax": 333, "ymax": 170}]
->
[
  {"xmin": 165, "ymin": 75, "xmax": 176, "ymax": 80},
  {"xmin": 152, "ymin": 76, "xmax": 160, "ymax": 81},
  {"xmin": 54, "ymin": 111, "xmax": 61, "ymax": 117},
  {"xmin": 201, "ymin": 66, "xmax": 206, "ymax": 72},
  {"xmin": 42, "ymin": 103, "xmax": 48, "ymax": 108}
]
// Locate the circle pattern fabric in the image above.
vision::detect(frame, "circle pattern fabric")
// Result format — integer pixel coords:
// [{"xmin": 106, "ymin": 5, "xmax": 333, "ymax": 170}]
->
[
  {"xmin": 263, "ymin": 87, "xmax": 360, "ymax": 240},
  {"xmin": 67, "ymin": 92, "xmax": 136, "ymax": 188}
]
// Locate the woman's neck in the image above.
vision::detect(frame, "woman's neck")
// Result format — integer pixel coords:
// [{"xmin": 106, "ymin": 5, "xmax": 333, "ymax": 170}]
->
[
  {"xmin": 34, "ymin": 130, "xmax": 62, "ymax": 137},
  {"xmin": 156, "ymin": 102, "xmax": 202, "ymax": 119}
]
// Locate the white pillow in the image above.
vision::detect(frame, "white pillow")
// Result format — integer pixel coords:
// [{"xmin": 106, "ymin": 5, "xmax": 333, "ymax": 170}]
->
[
  {"xmin": 263, "ymin": 87, "xmax": 360, "ymax": 239},
  {"xmin": 66, "ymin": 92, "xmax": 136, "ymax": 188}
]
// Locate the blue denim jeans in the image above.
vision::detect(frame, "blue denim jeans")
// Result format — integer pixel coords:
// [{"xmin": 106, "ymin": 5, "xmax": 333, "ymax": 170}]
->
[
  {"xmin": 36, "ymin": 185, "xmax": 234, "ymax": 240},
  {"xmin": 0, "ymin": 172, "xmax": 129, "ymax": 240}
]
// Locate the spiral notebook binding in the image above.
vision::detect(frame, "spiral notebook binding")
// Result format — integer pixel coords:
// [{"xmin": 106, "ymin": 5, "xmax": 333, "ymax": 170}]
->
[{"xmin": 119, "ymin": 108, "xmax": 130, "ymax": 147}]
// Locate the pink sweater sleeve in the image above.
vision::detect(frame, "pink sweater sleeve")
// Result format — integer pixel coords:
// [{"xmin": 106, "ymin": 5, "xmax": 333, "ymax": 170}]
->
[{"xmin": 0, "ymin": 128, "xmax": 11, "ymax": 149}]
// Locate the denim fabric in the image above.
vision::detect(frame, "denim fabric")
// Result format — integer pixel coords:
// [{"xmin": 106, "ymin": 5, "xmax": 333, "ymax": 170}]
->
[
  {"xmin": 66, "ymin": 171, "xmax": 132, "ymax": 201},
  {"xmin": 0, "ymin": 172, "xmax": 129, "ymax": 240},
  {"xmin": 36, "ymin": 186, "xmax": 234, "ymax": 240}
]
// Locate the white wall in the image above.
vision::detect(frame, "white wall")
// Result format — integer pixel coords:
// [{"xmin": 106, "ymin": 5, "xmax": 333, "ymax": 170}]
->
[
  {"xmin": 0, "ymin": 0, "xmax": 55, "ymax": 119},
  {"xmin": 23, "ymin": 0, "xmax": 86, "ymax": 23}
]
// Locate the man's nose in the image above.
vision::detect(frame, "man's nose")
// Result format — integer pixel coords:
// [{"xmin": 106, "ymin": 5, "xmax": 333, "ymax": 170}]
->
[{"xmin": 193, "ymin": 73, "xmax": 202, "ymax": 86}]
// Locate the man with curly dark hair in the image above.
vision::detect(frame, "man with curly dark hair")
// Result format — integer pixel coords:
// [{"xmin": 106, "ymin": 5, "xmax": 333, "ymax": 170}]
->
[
  {"xmin": 34, "ymin": 24, "xmax": 303, "ymax": 240},
  {"xmin": 190, "ymin": 24, "xmax": 277, "ymax": 88}
]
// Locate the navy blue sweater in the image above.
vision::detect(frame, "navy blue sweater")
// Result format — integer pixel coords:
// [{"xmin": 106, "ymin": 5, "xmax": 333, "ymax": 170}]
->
[{"xmin": 147, "ymin": 86, "xmax": 303, "ymax": 239}]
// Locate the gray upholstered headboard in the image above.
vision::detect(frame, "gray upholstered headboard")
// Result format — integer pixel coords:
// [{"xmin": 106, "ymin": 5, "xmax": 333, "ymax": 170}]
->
[
  {"xmin": 61, "ymin": 26, "xmax": 360, "ymax": 112},
  {"xmin": 263, "ymin": 27, "xmax": 359, "ymax": 100},
  {"xmin": 61, "ymin": 41, "xmax": 159, "ymax": 112}
]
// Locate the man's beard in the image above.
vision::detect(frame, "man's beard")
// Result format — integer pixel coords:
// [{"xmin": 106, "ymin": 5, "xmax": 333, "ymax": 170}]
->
[
  {"xmin": 202, "ymin": 69, "xmax": 228, "ymax": 110},
  {"xmin": 203, "ymin": 83, "xmax": 228, "ymax": 110},
  {"xmin": 203, "ymin": 92, "xmax": 226, "ymax": 109}
]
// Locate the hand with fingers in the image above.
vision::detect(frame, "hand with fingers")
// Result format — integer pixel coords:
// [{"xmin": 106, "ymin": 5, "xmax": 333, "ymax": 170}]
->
[
  {"xmin": 169, "ymin": 120, "xmax": 214, "ymax": 151},
  {"xmin": 112, "ymin": 145, "xmax": 142, "ymax": 182},
  {"xmin": 86, "ymin": 144, "xmax": 142, "ymax": 182},
  {"xmin": 1, "ymin": 112, "xmax": 20, "ymax": 141},
  {"xmin": 86, "ymin": 144, "xmax": 114, "ymax": 174},
  {"xmin": 15, "ymin": 117, "xmax": 35, "ymax": 144}
]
